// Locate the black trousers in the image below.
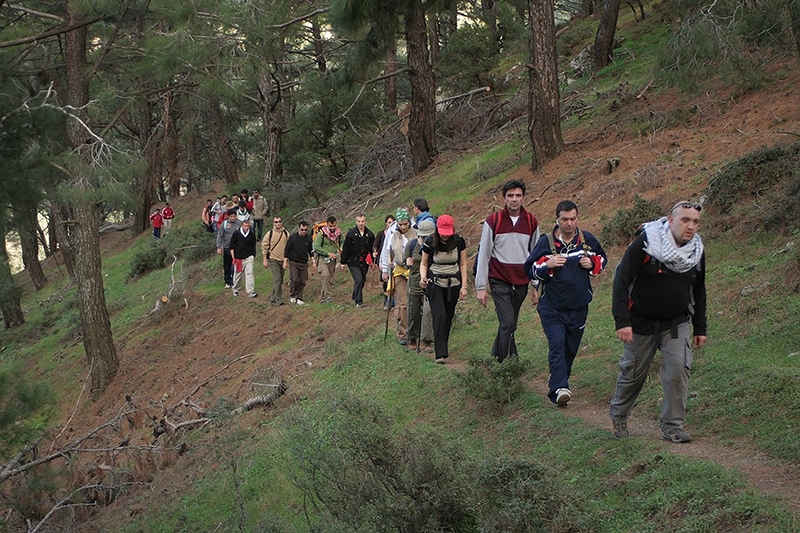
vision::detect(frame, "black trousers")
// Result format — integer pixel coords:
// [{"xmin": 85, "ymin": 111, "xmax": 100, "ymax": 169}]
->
[
  {"xmin": 427, "ymin": 283, "xmax": 460, "ymax": 359},
  {"xmin": 222, "ymin": 248, "xmax": 234, "ymax": 286},
  {"xmin": 348, "ymin": 263, "xmax": 368, "ymax": 305},
  {"xmin": 489, "ymin": 278, "xmax": 528, "ymax": 362}
]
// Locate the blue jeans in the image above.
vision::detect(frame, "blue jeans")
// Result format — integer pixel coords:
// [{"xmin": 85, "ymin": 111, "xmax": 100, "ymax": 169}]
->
[
  {"xmin": 253, "ymin": 218, "xmax": 264, "ymax": 241},
  {"xmin": 538, "ymin": 304, "xmax": 588, "ymax": 403}
]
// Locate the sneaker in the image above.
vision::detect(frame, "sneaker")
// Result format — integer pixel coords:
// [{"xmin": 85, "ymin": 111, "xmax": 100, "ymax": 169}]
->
[
  {"xmin": 662, "ymin": 428, "xmax": 692, "ymax": 443},
  {"xmin": 435, "ymin": 357, "xmax": 446, "ymax": 364},
  {"xmin": 555, "ymin": 388, "xmax": 571, "ymax": 407},
  {"xmin": 355, "ymin": 302, "xmax": 364, "ymax": 308},
  {"xmin": 611, "ymin": 419, "xmax": 629, "ymax": 439},
  {"xmin": 295, "ymin": 299, "xmax": 305, "ymax": 306},
  {"xmin": 232, "ymin": 289, "xmax": 239, "ymax": 296},
  {"xmin": 274, "ymin": 301, "xmax": 284, "ymax": 306},
  {"xmin": 225, "ymin": 284, "xmax": 232, "ymax": 289},
  {"xmin": 248, "ymin": 292, "xmax": 258, "ymax": 298},
  {"xmin": 289, "ymin": 297, "xmax": 296, "ymax": 304}
]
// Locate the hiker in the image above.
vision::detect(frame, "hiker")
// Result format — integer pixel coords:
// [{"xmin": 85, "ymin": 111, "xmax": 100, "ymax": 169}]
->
[
  {"xmin": 235, "ymin": 200, "xmax": 253, "ymax": 224},
  {"xmin": 149, "ymin": 208, "xmax": 163, "ymax": 240},
  {"xmin": 419, "ymin": 214, "xmax": 468, "ymax": 364},
  {"xmin": 474, "ymin": 179, "xmax": 540, "ymax": 362},
  {"xmin": 412, "ymin": 197, "xmax": 435, "ymax": 228},
  {"xmin": 217, "ymin": 200, "xmax": 235, "ymax": 230},
  {"xmin": 609, "ymin": 201, "xmax": 707, "ymax": 443},
  {"xmin": 524, "ymin": 200, "xmax": 607, "ymax": 407},
  {"xmin": 211, "ymin": 196, "xmax": 226, "ymax": 230},
  {"xmin": 405, "ymin": 218, "xmax": 435, "ymax": 353},
  {"xmin": 251, "ymin": 189, "xmax": 268, "ymax": 241},
  {"xmin": 340, "ymin": 214, "xmax": 375, "ymax": 308},
  {"xmin": 283, "ymin": 220, "xmax": 314, "ymax": 305},
  {"xmin": 262, "ymin": 215, "xmax": 290, "ymax": 305},
  {"xmin": 229, "ymin": 219, "xmax": 258, "ymax": 298},
  {"xmin": 201, "ymin": 199, "xmax": 214, "ymax": 233},
  {"xmin": 382, "ymin": 208, "xmax": 416, "ymax": 346},
  {"xmin": 162, "ymin": 202, "xmax": 175, "ymax": 236},
  {"xmin": 374, "ymin": 214, "xmax": 396, "ymax": 311},
  {"xmin": 314, "ymin": 215, "xmax": 343, "ymax": 303},
  {"xmin": 216, "ymin": 209, "xmax": 242, "ymax": 289}
]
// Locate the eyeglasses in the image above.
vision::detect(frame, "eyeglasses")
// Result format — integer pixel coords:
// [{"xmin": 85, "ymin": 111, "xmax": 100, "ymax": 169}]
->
[
  {"xmin": 299, "ymin": 228, "xmax": 308, "ymax": 232},
  {"xmin": 672, "ymin": 201, "xmax": 702, "ymax": 212},
  {"xmin": 273, "ymin": 220, "xmax": 282, "ymax": 224}
]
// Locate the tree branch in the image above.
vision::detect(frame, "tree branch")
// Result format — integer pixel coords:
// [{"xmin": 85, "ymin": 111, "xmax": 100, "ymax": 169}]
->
[{"xmin": 0, "ymin": 15, "xmax": 105, "ymax": 49}]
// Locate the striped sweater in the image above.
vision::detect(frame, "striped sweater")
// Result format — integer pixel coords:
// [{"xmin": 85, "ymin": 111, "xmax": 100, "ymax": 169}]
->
[{"xmin": 474, "ymin": 207, "xmax": 539, "ymax": 289}]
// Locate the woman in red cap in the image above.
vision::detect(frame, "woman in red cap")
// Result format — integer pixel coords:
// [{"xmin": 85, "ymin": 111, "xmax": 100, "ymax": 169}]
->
[{"xmin": 419, "ymin": 214, "xmax": 468, "ymax": 364}]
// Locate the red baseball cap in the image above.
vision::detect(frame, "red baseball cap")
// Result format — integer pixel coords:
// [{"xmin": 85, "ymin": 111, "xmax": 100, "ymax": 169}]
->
[{"xmin": 437, "ymin": 214, "xmax": 454, "ymax": 236}]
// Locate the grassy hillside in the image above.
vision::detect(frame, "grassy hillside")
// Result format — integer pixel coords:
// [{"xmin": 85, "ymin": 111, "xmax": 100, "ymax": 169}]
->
[{"xmin": 3, "ymin": 4, "xmax": 800, "ymax": 532}]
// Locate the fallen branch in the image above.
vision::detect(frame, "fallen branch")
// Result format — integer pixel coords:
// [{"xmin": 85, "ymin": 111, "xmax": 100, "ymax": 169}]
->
[
  {"xmin": 231, "ymin": 381, "xmax": 288, "ymax": 415},
  {"xmin": 636, "ymin": 80, "xmax": 653, "ymax": 99},
  {"xmin": 98, "ymin": 222, "xmax": 133, "ymax": 234}
]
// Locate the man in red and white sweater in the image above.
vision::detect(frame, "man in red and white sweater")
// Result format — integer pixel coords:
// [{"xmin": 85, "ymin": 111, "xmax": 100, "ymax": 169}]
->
[{"xmin": 474, "ymin": 179, "xmax": 540, "ymax": 363}]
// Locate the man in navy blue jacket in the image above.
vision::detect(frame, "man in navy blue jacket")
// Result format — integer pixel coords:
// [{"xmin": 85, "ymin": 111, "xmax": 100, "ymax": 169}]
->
[{"xmin": 524, "ymin": 200, "xmax": 607, "ymax": 407}]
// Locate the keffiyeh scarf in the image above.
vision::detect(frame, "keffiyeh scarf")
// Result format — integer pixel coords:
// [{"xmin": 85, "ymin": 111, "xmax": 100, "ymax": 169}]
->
[
  {"xmin": 643, "ymin": 217, "xmax": 703, "ymax": 273},
  {"xmin": 321, "ymin": 225, "xmax": 341, "ymax": 242}
]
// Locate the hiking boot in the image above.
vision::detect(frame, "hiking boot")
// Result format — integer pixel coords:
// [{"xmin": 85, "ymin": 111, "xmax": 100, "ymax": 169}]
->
[
  {"xmin": 421, "ymin": 342, "xmax": 434, "ymax": 353},
  {"xmin": 399, "ymin": 338, "xmax": 408, "ymax": 346},
  {"xmin": 555, "ymin": 388, "xmax": 571, "ymax": 407},
  {"xmin": 662, "ymin": 428, "xmax": 692, "ymax": 443},
  {"xmin": 408, "ymin": 341, "xmax": 418, "ymax": 351},
  {"xmin": 611, "ymin": 419, "xmax": 629, "ymax": 439}
]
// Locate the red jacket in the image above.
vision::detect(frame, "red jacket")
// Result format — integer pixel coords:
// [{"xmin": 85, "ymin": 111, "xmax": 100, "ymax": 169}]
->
[
  {"xmin": 162, "ymin": 206, "xmax": 174, "ymax": 219},
  {"xmin": 150, "ymin": 213, "xmax": 163, "ymax": 228}
]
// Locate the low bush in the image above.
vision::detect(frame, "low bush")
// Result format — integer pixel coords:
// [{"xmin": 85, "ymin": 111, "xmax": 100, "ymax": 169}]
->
[
  {"xmin": 164, "ymin": 223, "xmax": 216, "ymax": 263},
  {"xmin": 458, "ymin": 354, "xmax": 530, "ymax": 410},
  {"xmin": 599, "ymin": 195, "xmax": 663, "ymax": 246},
  {"xmin": 128, "ymin": 243, "xmax": 166, "ymax": 279}
]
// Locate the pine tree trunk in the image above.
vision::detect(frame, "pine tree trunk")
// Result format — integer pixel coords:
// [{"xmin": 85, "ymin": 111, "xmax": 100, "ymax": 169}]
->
[
  {"xmin": 384, "ymin": 46, "xmax": 398, "ymax": 113},
  {"xmin": 528, "ymin": 0, "xmax": 564, "ymax": 171},
  {"xmin": 19, "ymin": 214, "xmax": 47, "ymax": 291},
  {"xmin": 594, "ymin": 0, "xmax": 622, "ymax": 68},
  {"xmin": 406, "ymin": 0, "xmax": 438, "ymax": 174},
  {"xmin": 65, "ymin": 0, "xmax": 119, "ymax": 399},
  {"xmin": 258, "ymin": 69, "xmax": 285, "ymax": 194},
  {"xmin": 0, "ymin": 232, "xmax": 25, "ymax": 329},
  {"xmin": 165, "ymin": 91, "xmax": 181, "ymax": 199},
  {"xmin": 209, "ymin": 96, "xmax": 239, "ymax": 184},
  {"xmin": 52, "ymin": 204, "xmax": 76, "ymax": 279}
]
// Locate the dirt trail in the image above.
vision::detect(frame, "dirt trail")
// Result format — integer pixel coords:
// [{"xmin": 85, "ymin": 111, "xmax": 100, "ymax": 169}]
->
[{"xmin": 519, "ymin": 376, "xmax": 800, "ymax": 513}]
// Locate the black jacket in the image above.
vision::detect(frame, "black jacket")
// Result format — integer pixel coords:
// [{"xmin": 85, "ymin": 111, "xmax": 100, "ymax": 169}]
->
[
  {"xmin": 340, "ymin": 227, "xmax": 375, "ymax": 267},
  {"xmin": 612, "ymin": 233, "xmax": 707, "ymax": 336},
  {"xmin": 284, "ymin": 231, "xmax": 313, "ymax": 263}
]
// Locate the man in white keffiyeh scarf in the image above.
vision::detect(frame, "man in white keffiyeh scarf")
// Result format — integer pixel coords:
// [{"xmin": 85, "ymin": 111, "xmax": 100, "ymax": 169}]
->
[{"xmin": 643, "ymin": 211, "xmax": 704, "ymax": 274}]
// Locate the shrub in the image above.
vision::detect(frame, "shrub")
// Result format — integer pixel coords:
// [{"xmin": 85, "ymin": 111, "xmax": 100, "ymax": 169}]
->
[
  {"xmin": 707, "ymin": 143, "xmax": 800, "ymax": 233},
  {"xmin": 128, "ymin": 243, "xmax": 167, "ymax": 279},
  {"xmin": 656, "ymin": 3, "xmax": 762, "ymax": 92},
  {"xmin": 600, "ymin": 195, "xmax": 663, "ymax": 246},
  {"xmin": 458, "ymin": 354, "xmax": 530, "ymax": 410},
  {"xmin": 286, "ymin": 395, "xmax": 475, "ymax": 532},
  {"xmin": 164, "ymin": 222, "xmax": 216, "ymax": 263}
]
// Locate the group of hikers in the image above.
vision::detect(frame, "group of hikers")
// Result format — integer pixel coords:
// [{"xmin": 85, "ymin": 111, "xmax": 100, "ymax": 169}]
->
[{"xmin": 197, "ymin": 180, "xmax": 707, "ymax": 444}]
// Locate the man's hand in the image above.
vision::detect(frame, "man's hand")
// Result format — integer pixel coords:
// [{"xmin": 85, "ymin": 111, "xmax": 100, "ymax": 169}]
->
[
  {"xmin": 546, "ymin": 255, "xmax": 567, "ymax": 269},
  {"xmin": 616, "ymin": 327, "xmax": 633, "ymax": 344},
  {"xmin": 693, "ymin": 335, "xmax": 707, "ymax": 348},
  {"xmin": 530, "ymin": 290, "xmax": 539, "ymax": 305},
  {"xmin": 216, "ymin": 247, "xmax": 222, "ymax": 255},
  {"xmin": 263, "ymin": 258, "xmax": 269, "ymax": 268},
  {"xmin": 476, "ymin": 289, "xmax": 487, "ymax": 306},
  {"xmin": 382, "ymin": 272, "xmax": 389, "ymax": 283},
  {"xmin": 579, "ymin": 255, "xmax": 593, "ymax": 270}
]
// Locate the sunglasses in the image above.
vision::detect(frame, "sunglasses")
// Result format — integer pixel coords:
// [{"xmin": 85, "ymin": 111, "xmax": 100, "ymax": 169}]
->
[{"xmin": 672, "ymin": 201, "xmax": 702, "ymax": 212}]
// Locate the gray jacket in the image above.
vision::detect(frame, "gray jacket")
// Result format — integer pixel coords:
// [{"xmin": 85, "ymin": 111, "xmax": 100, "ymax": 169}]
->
[{"xmin": 216, "ymin": 219, "xmax": 242, "ymax": 249}]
